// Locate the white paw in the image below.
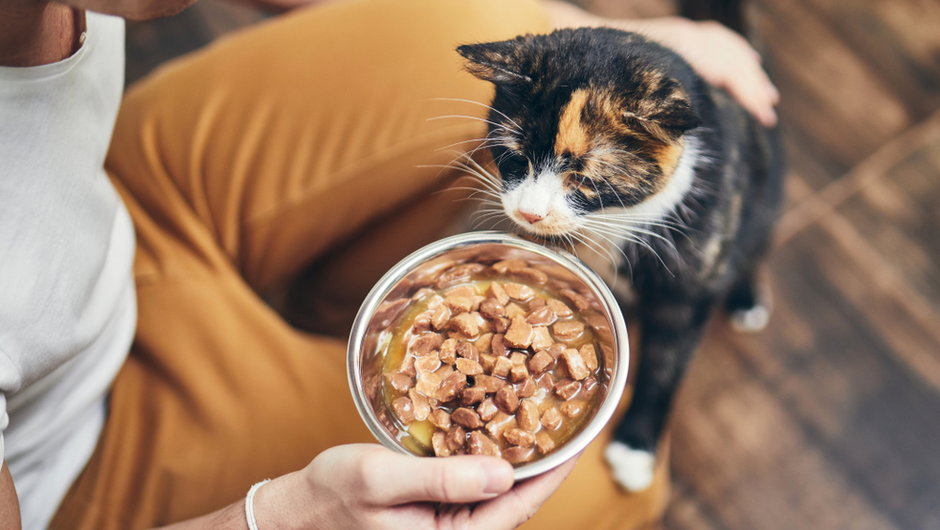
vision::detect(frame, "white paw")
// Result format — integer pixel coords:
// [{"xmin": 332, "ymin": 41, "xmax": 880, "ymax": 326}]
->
[
  {"xmin": 604, "ymin": 441, "xmax": 655, "ymax": 492},
  {"xmin": 730, "ymin": 304, "xmax": 770, "ymax": 333}
]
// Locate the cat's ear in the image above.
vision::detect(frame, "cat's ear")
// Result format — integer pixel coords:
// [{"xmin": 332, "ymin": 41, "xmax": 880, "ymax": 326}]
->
[
  {"xmin": 624, "ymin": 95, "xmax": 702, "ymax": 143},
  {"xmin": 457, "ymin": 40, "xmax": 531, "ymax": 85}
]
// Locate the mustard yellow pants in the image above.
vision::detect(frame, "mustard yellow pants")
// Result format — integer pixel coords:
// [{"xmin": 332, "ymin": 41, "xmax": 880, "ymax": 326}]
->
[{"xmin": 52, "ymin": 0, "xmax": 668, "ymax": 527}]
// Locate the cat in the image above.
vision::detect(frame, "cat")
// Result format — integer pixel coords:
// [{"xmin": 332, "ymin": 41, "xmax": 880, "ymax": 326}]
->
[{"xmin": 456, "ymin": 27, "xmax": 785, "ymax": 491}]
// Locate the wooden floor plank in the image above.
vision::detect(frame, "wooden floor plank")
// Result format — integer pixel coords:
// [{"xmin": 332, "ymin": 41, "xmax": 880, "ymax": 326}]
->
[
  {"xmin": 668, "ymin": 214, "xmax": 940, "ymax": 528},
  {"xmin": 810, "ymin": 0, "xmax": 940, "ymax": 117},
  {"xmin": 751, "ymin": 0, "xmax": 913, "ymax": 187},
  {"xmin": 836, "ymin": 134, "xmax": 940, "ymax": 306},
  {"xmin": 668, "ymin": 322, "xmax": 900, "ymax": 530}
]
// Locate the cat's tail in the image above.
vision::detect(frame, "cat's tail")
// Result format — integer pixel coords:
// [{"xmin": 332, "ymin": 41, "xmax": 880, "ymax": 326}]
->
[{"xmin": 677, "ymin": 0, "xmax": 748, "ymax": 36}]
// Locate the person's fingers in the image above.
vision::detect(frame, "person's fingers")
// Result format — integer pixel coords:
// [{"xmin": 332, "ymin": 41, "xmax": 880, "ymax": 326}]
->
[
  {"xmin": 467, "ymin": 455, "xmax": 580, "ymax": 529},
  {"xmin": 355, "ymin": 448, "xmax": 515, "ymax": 505},
  {"xmin": 694, "ymin": 22, "xmax": 779, "ymax": 127}
]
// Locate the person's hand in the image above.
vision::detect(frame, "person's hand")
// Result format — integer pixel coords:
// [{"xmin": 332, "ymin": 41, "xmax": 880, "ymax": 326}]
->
[
  {"xmin": 544, "ymin": 1, "xmax": 780, "ymax": 127},
  {"xmin": 252, "ymin": 444, "xmax": 579, "ymax": 529}
]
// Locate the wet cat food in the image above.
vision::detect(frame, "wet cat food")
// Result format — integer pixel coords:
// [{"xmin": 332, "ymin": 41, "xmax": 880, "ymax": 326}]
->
[{"xmin": 379, "ymin": 258, "xmax": 610, "ymax": 466}]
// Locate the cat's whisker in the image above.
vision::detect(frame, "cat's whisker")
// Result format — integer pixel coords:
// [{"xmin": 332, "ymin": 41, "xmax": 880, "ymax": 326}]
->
[
  {"xmin": 434, "ymin": 136, "xmax": 512, "ymax": 153},
  {"xmin": 583, "ymin": 219, "xmax": 676, "ymax": 250},
  {"xmin": 441, "ymin": 187, "xmax": 502, "ymax": 202},
  {"xmin": 426, "ymin": 114, "xmax": 520, "ymax": 134},
  {"xmin": 583, "ymin": 215, "xmax": 686, "ymax": 234},
  {"xmin": 429, "ymin": 97, "xmax": 525, "ymax": 134},
  {"xmin": 416, "ymin": 163, "xmax": 501, "ymax": 194},
  {"xmin": 426, "ymin": 158, "xmax": 501, "ymax": 188},
  {"xmin": 573, "ymin": 229, "xmax": 619, "ymax": 270},
  {"xmin": 469, "ymin": 207, "xmax": 505, "ymax": 227},
  {"xmin": 587, "ymin": 227, "xmax": 632, "ymax": 270}
]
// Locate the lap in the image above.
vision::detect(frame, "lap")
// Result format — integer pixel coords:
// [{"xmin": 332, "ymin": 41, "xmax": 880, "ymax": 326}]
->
[{"xmin": 53, "ymin": 0, "xmax": 668, "ymax": 526}]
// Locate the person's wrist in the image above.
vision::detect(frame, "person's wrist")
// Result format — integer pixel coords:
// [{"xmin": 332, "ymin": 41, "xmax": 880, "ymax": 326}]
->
[{"xmin": 250, "ymin": 471, "xmax": 314, "ymax": 530}]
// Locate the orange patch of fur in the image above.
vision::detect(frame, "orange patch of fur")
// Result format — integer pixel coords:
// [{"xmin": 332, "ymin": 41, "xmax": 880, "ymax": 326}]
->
[
  {"xmin": 555, "ymin": 89, "xmax": 591, "ymax": 157},
  {"xmin": 653, "ymin": 139, "xmax": 684, "ymax": 175}
]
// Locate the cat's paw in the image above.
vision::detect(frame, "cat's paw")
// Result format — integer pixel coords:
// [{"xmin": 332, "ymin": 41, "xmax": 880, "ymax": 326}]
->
[
  {"xmin": 604, "ymin": 441, "xmax": 655, "ymax": 492},
  {"xmin": 729, "ymin": 303, "xmax": 770, "ymax": 333}
]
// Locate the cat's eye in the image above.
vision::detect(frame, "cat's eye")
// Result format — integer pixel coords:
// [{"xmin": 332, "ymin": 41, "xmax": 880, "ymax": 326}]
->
[{"xmin": 496, "ymin": 150, "xmax": 529, "ymax": 177}]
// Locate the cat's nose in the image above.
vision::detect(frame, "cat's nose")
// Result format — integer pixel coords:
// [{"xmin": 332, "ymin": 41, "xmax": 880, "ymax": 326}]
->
[{"xmin": 517, "ymin": 210, "xmax": 544, "ymax": 224}]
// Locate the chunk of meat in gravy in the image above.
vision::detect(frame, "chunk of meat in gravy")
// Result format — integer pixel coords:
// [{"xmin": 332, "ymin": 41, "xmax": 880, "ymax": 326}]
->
[
  {"xmin": 560, "ymin": 288, "xmax": 591, "ymax": 311},
  {"xmin": 439, "ymin": 338, "xmax": 457, "ymax": 364},
  {"xmin": 552, "ymin": 320, "xmax": 585, "ymax": 341},
  {"xmin": 432, "ymin": 431, "xmax": 451, "ymax": 456},
  {"xmin": 435, "ymin": 372, "xmax": 466, "ymax": 401},
  {"xmin": 450, "ymin": 313, "xmax": 481, "ymax": 337},
  {"xmin": 474, "ymin": 374, "xmax": 507, "ymax": 393},
  {"xmin": 430, "ymin": 304, "xmax": 451, "ymax": 331},
  {"xmin": 561, "ymin": 348, "xmax": 591, "ymax": 380},
  {"xmin": 554, "ymin": 379, "xmax": 582, "ymax": 401},
  {"xmin": 489, "ymin": 282, "xmax": 510, "ymax": 305},
  {"xmin": 467, "ymin": 431, "xmax": 501, "ymax": 457},
  {"xmin": 502, "ymin": 445, "xmax": 535, "ymax": 464},
  {"xmin": 504, "ymin": 316, "xmax": 533, "ymax": 349},
  {"xmin": 530, "ymin": 326, "xmax": 554, "ymax": 351},
  {"xmin": 451, "ymin": 407, "xmax": 483, "ymax": 429},
  {"xmin": 513, "ymin": 267, "xmax": 548, "ymax": 286},
  {"xmin": 517, "ymin": 400, "xmax": 540, "ymax": 431},
  {"xmin": 460, "ymin": 385, "xmax": 486, "ymax": 406},
  {"xmin": 455, "ymin": 357, "xmax": 483, "ymax": 376},
  {"xmin": 495, "ymin": 385, "xmax": 520, "ymax": 413},
  {"xmin": 547, "ymin": 298, "xmax": 573, "ymax": 318},
  {"xmin": 492, "ymin": 356, "xmax": 513, "ymax": 378},
  {"xmin": 541, "ymin": 407, "xmax": 563, "ymax": 431},
  {"xmin": 492, "ymin": 259, "xmax": 527, "ymax": 274},
  {"xmin": 408, "ymin": 389, "xmax": 431, "ymax": 421},
  {"xmin": 579, "ymin": 344, "xmax": 599, "ymax": 372},
  {"xmin": 456, "ymin": 341, "xmax": 479, "ymax": 362},
  {"xmin": 535, "ymin": 431, "xmax": 556, "ymax": 455},
  {"xmin": 410, "ymin": 333, "xmax": 443, "ymax": 356},
  {"xmin": 414, "ymin": 355, "xmax": 441, "ymax": 374},
  {"xmin": 515, "ymin": 376, "xmax": 537, "ymax": 398},
  {"xmin": 528, "ymin": 350, "xmax": 554, "ymax": 375},
  {"xmin": 392, "ymin": 396, "xmax": 414, "ymax": 424},
  {"xmin": 385, "ymin": 372, "xmax": 413, "ymax": 393},
  {"xmin": 446, "ymin": 425, "xmax": 466, "ymax": 451},
  {"xmin": 479, "ymin": 298, "xmax": 507, "ymax": 320},
  {"xmin": 429, "ymin": 409, "xmax": 451, "ymax": 430},
  {"xmin": 503, "ymin": 428, "xmax": 536, "ymax": 447},
  {"xmin": 503, "ymin": 282, "xmax": 535, "ymax": 301},
  {"xmin": 526, "ymin": 306, "xmax": 556, "ymax": 326},
  {"xmin": 510, "ymin": 363, "xmax": 529, "ymax": 383},
  {"xmin": 477, "ymin": 397, "xmax": 499, "ymax": 421}
]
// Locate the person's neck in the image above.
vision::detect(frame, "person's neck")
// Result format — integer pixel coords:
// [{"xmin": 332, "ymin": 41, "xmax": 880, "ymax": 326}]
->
[{"xmin": 0, "ymin": 1, "xmax": 85, "ymax": 67}]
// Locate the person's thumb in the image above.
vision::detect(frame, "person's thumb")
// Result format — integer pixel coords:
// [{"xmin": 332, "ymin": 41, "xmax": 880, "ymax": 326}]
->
[{"xmin": 358, "ymin": 449, "xmax": 514, "ymax": 505}]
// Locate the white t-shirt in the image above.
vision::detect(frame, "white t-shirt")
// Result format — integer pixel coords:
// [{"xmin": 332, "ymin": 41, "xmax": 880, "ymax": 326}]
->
[{"xmin": 0, "ymin": 13, "xmax": 134, "ymax": 529}]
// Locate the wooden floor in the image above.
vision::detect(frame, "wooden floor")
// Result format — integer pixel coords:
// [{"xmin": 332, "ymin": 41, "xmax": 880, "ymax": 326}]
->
[{"xmin": 125, "ymin": 1, "xmax": 940, "ymax": 528}]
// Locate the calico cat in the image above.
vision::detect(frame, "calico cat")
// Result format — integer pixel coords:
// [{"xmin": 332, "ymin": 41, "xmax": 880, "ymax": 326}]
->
[{"xmin": 456, "ymin": 27, "xmax": 784, "ymax": 491}]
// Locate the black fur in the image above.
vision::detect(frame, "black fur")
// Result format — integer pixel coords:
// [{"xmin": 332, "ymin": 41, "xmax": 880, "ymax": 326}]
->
[{"xmin": 459, "ymin": 28, "xmax": 785, "ymax": 476}]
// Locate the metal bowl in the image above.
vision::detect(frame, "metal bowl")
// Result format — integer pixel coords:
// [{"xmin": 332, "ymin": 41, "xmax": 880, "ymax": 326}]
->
[{"xmin": 346, "ymin": 231, "xmax": 629, "ymax": 480}]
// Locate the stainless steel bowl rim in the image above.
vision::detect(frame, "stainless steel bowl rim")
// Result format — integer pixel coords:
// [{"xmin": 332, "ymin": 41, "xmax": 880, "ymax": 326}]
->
[{"xmin": 347, "ymin": 231, "xmax": 630, "ymax": 480}]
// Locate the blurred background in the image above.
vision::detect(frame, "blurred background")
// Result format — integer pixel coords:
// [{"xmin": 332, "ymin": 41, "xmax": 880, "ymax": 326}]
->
[{"xmin": 123, "ymin": 0, "xmax": 940, "ymax": 528}]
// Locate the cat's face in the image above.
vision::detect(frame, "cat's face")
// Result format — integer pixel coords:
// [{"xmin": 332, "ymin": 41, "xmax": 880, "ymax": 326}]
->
[{"xmin": 458, "ymin": 29, "xmax": 702, "ymax": 239}]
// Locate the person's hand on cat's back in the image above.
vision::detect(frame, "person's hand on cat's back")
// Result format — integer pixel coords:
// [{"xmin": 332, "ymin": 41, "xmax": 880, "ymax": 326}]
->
[{"xmin": 545, "ymin": 1, "xmax": 780, "ymax": 127}]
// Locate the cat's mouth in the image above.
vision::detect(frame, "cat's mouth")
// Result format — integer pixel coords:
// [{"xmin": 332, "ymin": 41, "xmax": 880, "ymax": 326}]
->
[
  {"xmin": 504, "ymin": 213, "xmax": 580, "ymax": 244},
  {"xmin": 503, "ymin": 204, "xmax": 582, "ymax": 239}
]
